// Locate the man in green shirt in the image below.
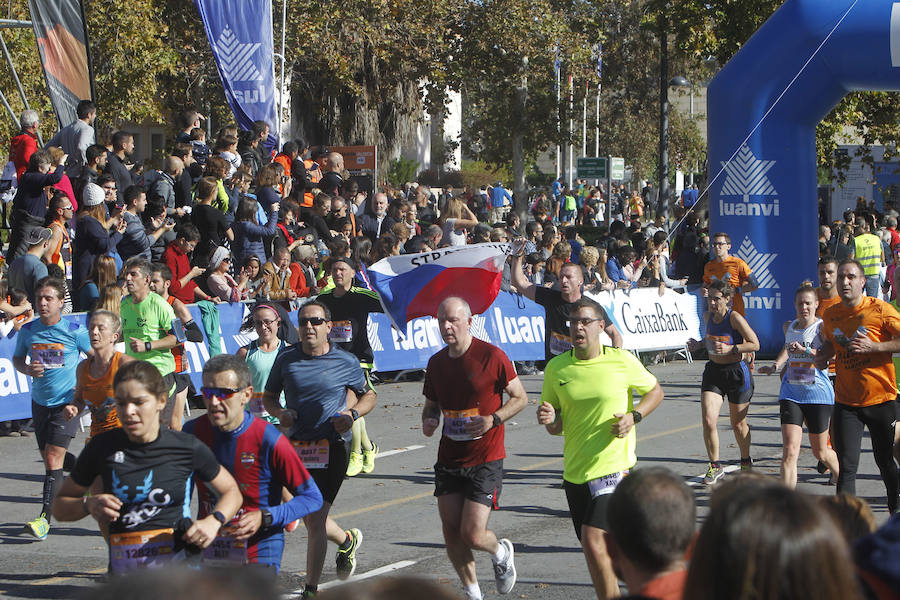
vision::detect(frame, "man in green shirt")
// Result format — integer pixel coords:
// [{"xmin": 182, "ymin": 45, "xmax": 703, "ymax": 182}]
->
[
  {"xmin": 120, "ymin": 257, "xmax": 180, "ymax": 428},
  {"xmin": 537, "ymin": 297, "xmax": 664, "ymax": 600}
]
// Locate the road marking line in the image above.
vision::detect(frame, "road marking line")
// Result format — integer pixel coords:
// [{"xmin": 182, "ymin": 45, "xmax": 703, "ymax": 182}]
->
[
  {"xmin": 19, "ymin": 567, "xmax": 106, "ymax": 586},
  {"xmin": 376, "ymin": 445, "xmax": 425, "ymax": 459},
  {"xmin": 332, "ymin": 491, "xmax": 434, "ymax": 520},
  {"xmin": 517, "ymin": 423, "xmax": 700, "ymax": 472},
  {"xmin": 283, "ymin": 560, "xmax": 419, "ymax": 598},
  {"xmin": 639, "ymin": 422, "xmax": 699, "ymax": 441}
]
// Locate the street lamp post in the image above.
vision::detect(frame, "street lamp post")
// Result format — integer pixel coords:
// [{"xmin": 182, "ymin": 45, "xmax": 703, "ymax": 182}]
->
[
  {"xmin": 658, "ymin": 56, "xmax": 690, "ymax": 223},
  {"xmin": 657, "ymin": 8, "xmax": 692, "ymax": 223}
]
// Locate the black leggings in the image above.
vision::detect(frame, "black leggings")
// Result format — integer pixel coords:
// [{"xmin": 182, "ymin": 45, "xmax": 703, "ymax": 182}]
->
[{"xmin": 833, "ymin": 401, "xmax": 898, "ymax": 513}]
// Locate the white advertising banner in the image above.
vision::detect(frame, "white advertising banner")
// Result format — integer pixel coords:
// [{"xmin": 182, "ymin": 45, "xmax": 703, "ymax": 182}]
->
[{"xmin": 586, "ymin": 288, "xmax": 703, "ymax": 352}]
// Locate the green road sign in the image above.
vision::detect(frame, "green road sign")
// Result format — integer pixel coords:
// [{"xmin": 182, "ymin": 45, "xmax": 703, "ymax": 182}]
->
[
  {"xmin": 577, "ymin": 157, "xmax": 607, "ymax": 179},
  {"xmin": 610, "ymin": 157, "xmax": 625, "ymax": 180}
]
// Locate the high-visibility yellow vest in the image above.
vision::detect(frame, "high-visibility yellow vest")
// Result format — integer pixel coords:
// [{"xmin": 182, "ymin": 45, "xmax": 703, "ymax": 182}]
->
[{"xmin": 854, "ymin": 233, "xmax": 882, "ymax": 276}]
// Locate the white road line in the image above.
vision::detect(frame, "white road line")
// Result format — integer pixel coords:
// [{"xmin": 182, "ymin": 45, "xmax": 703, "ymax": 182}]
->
[
  {"xmin": 376, "ymin": 445, "xmax": 425, "ymax": 459},
  {"xmin": 284, "ymin": 560, "xmax": 419, "ymax": 598},
  {"xmin": 686, "ymin": 464, "xmax": 741, "ymax": 487}
]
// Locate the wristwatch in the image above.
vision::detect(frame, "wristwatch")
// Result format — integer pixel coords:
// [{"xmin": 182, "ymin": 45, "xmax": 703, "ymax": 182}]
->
[
  {"xmin": 630, "ymin": 410, "xmax": 643, "ymax": 424},
  {"xmin": 492, "ymin": 413, "xmax": 502, "ymax": 428},
  {"xmin": 349, "ymin": 408, "xmax": 360, "ymax": 421},
  {"xmin": 144, "ymin": 340, "xmax": 152, "ymax": 352},
  {"xmin": 260, "ymin": 509, "xmax": 273, "ymax": 529},
  {"xmin": 212, "ymin": 510, "xmax": 227, "ymax": 525}
]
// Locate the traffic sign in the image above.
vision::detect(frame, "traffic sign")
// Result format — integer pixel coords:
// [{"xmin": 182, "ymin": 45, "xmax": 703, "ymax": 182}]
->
[
  {"xmin": 577, "ymin": 157, "xmax": 607, "ymax": 179},
  {"xmin": 610, "ymin": 157, "xmax": 625, "ymax": 180}
]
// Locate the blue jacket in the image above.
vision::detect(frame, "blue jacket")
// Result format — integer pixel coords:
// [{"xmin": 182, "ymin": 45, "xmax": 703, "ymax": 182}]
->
[
  {"xmin": 232, "ymin": 208, "xmax": 280, "ymax": 268},
  {"xmin": 490, "ymin": 186, "xmax": 511, "ymax": 208},
  {"xmin": 606, "ymin": 256, "xmax": 627, "ymax": 283}
]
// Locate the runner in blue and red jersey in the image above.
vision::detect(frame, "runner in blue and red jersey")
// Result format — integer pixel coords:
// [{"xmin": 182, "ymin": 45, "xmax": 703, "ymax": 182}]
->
[{"xmin": 184, "ymin": 354, "xmax": 323, "ymax": 572}]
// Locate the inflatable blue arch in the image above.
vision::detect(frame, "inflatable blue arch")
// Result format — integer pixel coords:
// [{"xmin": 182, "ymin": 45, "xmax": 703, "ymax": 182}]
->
[{"xmin": 707, "ymin": 0, "xmax": 900, "ymax": 353}]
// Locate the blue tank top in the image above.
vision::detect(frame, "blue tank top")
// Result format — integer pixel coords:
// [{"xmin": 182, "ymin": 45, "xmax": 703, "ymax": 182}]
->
[{"xmin": 705, "ymin": 310, "xmax": 743, "ymax": 356}]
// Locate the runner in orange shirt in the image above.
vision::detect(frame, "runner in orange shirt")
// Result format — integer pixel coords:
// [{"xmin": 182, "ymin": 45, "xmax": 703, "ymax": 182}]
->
[
  {"xmin": 816, "ymin": 256, "xmax": 842, "ymax": 321},
  {"xmin": 702, "ymin": 232, "xmax": 757, "ymax": 316},
  {"xmin": 816, "ymin": 259, "xmax": 900, "ymax": 513},
  {"xmin": 71, "ymin": 310, "xmax": 134, "ymax": 439}
]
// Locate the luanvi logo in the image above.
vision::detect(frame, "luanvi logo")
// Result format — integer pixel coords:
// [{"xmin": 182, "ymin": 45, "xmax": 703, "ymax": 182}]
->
[
  {"xmin": 719, "ymin": 144, "xmax": 779, "ymax": 217},
  {"xmin": 736, "ymin": 236, "xmax": 782, "ymax": 311},
  {"xmin": 470, "ymin": 315, "xmax": 491, "ymax": 343},
  {"xmin": 216, "ymin": 26, "xmax": 262, "ymax": 82}
]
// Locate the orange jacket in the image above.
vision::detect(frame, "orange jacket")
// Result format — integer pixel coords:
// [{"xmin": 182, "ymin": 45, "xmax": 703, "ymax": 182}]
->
[{"xmin": 273, "ymin": 153, "xmax": 292, "ymax": 178}]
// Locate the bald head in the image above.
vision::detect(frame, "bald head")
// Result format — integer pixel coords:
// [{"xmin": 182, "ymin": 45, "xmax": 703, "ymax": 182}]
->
[
  {"xmin": 327, "ymin": 152, "xmax": 344, "ymax": 172},
  {"xmin": 437, "ymin": 297, "xmax": 473, "ymax": 353},
  {"xmin": 438, "ymin": 296, "xmax": 472, "ymax": 319},
  {"xmin": 164, "ymin": 155, "xmax": 184, "ymax": 176}
]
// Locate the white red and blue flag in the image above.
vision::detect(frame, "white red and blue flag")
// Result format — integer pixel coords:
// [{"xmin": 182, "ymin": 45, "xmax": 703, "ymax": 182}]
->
[{"xmin": 365, "ymin": 243, "xmax": 511, "ymax": 332}]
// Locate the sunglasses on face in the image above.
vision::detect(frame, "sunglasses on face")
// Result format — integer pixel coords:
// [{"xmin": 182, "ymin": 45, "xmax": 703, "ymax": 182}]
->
[
  {"xmin": 298, "ymin": 316, "xmax": 327, "ymax": 326},
  {"xmin": 571, "ymin": 317, "xmax": 603, "ymax": 327},
  {"xmin": 200, "ymin": 386, "xmax": 243, "ymax": 400}
]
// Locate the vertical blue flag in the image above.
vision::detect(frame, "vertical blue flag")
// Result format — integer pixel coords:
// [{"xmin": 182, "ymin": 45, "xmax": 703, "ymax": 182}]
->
[
  {"xmin": 595, "ymin": 42, "xmax": 603, "ymax": 79},
  {"xmin": 194, "ymin": 0, "xmax": 279, "ymax": 152}
]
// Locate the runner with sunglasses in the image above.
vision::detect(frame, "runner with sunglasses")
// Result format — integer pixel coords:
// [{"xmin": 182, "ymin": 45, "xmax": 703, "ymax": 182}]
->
[
  {"xmin": 537, "ymin": 297, "xmax": 664, "ymax": 600},
  {"xmin": 317, "ymin": 257, "xmax": 382, "ymax": 477},
  {"xmin": 184, "ymin": 354, "xmax": 323, "ymax": 573},
  {"xmin": 262, "ymin": 300, "xmax": 375, "ymax": 598}
]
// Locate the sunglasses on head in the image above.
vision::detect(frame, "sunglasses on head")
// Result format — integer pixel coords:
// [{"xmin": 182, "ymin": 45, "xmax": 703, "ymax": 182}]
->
[
  {"xmin": 200, "ymin": 386, "xmax": 243, "ymax": 400},
  {"xmin": 298, "ymin": 316, "xmax": 327, "ymax": 326}
]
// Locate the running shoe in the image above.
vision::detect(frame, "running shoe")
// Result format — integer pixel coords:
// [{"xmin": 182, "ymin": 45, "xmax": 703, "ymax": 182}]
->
[
  {"xmin": 361, "ymin": 442, "xmax": 379, "ymax": 474},
  {"xmin": 492, "ymin": 538, "xmax": 516, "ymax": 594},
  {"xmin": 24, "ymin": 513, "xmax": 49, "ymax": 540},
  {"xmin": 285, "ymin": 519, "xmax": 300, "ymax": 533},
  {"xmin": 335, "ymin": 528, "xmax": 362, "ymax": 579},
  {"xmin": 702, "ymin": 463, "xmax": 725, "ymax": 486},
  {"xmin": 740, "ymin": 457, "xmax": 753, "ymax": 471},
  {"xmin": 300, "ymin": 590, "xmax": 317, "ymax": 599},
  {"xmin": 346, "ymin": 452, "xmax": 364, "ymax": 477}
]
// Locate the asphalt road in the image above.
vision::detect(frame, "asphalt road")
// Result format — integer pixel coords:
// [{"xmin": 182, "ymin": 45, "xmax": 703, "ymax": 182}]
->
[{"xmin": 0, "ymin": 357, "xmax": 893, "ymax": 599}]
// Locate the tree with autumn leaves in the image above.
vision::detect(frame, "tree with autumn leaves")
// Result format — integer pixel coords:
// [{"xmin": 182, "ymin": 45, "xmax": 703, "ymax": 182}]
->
[{"xmin": 0, "ymin": 0, "xmax": 892, "ymax": 196}]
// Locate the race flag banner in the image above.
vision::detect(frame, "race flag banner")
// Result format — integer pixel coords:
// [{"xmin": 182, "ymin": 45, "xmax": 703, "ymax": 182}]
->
[
  {"xmin": 194, "ymin": 0, "xmax": 279, "ymax": 151},
  {"xmin": 366, "ymin": 243, "xmax": 512, "ymax": 331},
  {"xmin": 27, "ymin": 0, "xmax": 94, "ymax": 127}
]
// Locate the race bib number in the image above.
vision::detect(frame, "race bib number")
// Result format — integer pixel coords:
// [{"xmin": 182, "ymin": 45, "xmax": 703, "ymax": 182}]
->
[
  {"xmin": 442, "ymin": 408, "xmax": 482, "ymax": 441},
  {"xmin": 705, "ymin": 335, "xmax": 730, "ymax": 356},
  {"xmin": 549, "ymin": 332, "xmax": 573, "ymax": 355},
  {"xmin": 109, "ymin": 528, "xmax": 174, "ymax": 573},
  {"xmin": 329, "ymin": 320, "xmax": 353, "ymax": 343},
  {"xmin": 202, "ymin": 535, "xmax": 248, "ymax": 566},
  {"xmin": 249, "ymin": 393, "xmax": 270, "ymax": 418},
  {"xmin": 787, "ymin": 361, "xmax": 815, "ymax": 385},
  {"xmin": 31, "ymin": 343, "xmax": 65, "ymax": 368},
  {"xmin": 292, "ymin": 439, "xmax": 330, "ymax": 469},
  {"xmin": 587, "ymin": 470, "xmax": 628, "ymax": 499}
]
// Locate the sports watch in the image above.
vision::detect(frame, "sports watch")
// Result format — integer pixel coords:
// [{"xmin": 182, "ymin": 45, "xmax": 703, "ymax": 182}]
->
[{"xmin": 260, "ymin": 509, "xmax": 273, "ymax": 529}]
